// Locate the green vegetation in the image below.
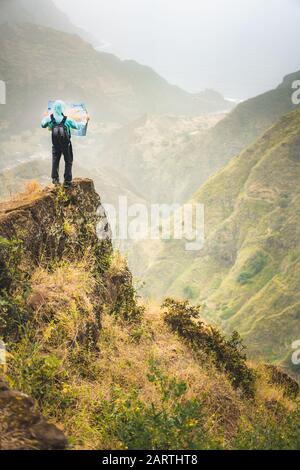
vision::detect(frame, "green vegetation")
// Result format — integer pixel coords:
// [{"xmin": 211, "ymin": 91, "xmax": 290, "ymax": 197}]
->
[
  {"xmin": 93, "ymin": 362, "xmax": 220, "ymax": 450},
  {"xmin": 234, "ymin": 405, "xmax": 300, "ymax": 450},
  {"xmin": 5, "ymin": 267, "xmax": 300, "ymax": 449},
  {"xmin": 1, "ymin": 181, "xmax": 299, "ymax": 449},
  {"xmin": 237, "ymin": 252, "xmax": 268, "ymax": 285},
  {"xmin": 183, "ymin": 285, "xmax": 198, "ymax": 300},
  {"xmin": 162, "ymin": 299, "xmax": 256, "ymax": 397},
  {"xmin": 99, "ymin": 114, "xmax": 224, "ymax": 205},
  {"xmin": 107, "ymin": 251, "xmax": 145, "ymax": 324},
  {"xmin": 1, "ymin": 0, "xmax": 300, "ymax": 451},
  {"xmin": 0, "ymin": 236, "xmax": 30, "ymax": 340},
  {"xmin": 143, "ymin": 108, "xmax": 300, "ymax": 371}
]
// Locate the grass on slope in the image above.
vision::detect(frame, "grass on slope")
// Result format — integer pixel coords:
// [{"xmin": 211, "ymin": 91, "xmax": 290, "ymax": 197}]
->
[
  {"xmin": 2, "ymin": 251, "xmax": 300, "ymax": 450},
  {"xmin": 142, "ymin": 108, "xmax": 300, "ymax": 371},
  {"xmin": 179, "ymin": 72, "xmax": 300, "ymax": 199}
]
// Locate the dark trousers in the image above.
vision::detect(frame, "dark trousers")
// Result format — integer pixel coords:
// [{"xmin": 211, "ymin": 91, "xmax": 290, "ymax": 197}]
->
[{"xmin": 51, "ymin": 142, "xmax": 73, "ymax": 183}]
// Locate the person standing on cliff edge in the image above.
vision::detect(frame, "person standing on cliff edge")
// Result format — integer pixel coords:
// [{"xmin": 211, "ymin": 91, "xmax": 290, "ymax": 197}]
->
[{"xmin": 41, "ymin": 100, "xmax": 81, "ymax": 188}]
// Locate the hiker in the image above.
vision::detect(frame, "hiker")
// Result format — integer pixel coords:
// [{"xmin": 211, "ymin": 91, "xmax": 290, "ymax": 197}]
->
[{"xmin": 41, "ymin": 100, "xmax": 79, "ymax": 188}]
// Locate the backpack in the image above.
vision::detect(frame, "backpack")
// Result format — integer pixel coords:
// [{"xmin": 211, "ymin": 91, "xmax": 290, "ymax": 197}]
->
[{"xmin": 51, "ymin": 114, "xmax": 70, "ymax": 146}]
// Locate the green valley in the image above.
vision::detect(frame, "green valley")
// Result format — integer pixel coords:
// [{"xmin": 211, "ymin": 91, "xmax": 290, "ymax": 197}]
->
[{"xmin": 142, "ymin": 108, "xmax": 300, "ymax": 373}]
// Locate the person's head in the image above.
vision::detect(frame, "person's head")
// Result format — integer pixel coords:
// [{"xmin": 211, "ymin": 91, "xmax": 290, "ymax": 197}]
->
[{"xmin": 53, "ymin": 100, "xmax": 66, "ymax": 116}]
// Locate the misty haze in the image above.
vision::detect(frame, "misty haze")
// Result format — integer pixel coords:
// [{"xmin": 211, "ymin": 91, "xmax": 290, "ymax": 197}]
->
[
  {"xmin": 54, "ymin": 0, "xmax": 300, "ymax": 99},
  {"xmin": 0, "ymin": 0, "xmax": 300, "ymax": 453}
]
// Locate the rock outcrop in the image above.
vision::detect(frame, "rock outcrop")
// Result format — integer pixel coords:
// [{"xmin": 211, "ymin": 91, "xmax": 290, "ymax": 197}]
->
[
  {"xmin": 0, "ymin": 178, "xmax": 111, "ymax": 272},
  {"xmin": 0, "ymin": 377, "xmax": 67, "ymax": 450},
  {"xmin": 0, "ymin": 179, "xmax": 139, "ymax": 448}
]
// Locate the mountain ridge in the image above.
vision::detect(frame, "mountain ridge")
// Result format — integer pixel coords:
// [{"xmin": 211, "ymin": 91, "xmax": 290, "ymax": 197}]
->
[
  {"xmin": 0, "ymin": 20, "xmax": 233, "ymax": 133},
  {"xmin": 94, "ymin": 70, "xmax": 300, "ymax": 209},
  {"xmin": 141, "ymin": 108, "xmax": 300, "ymax": 373},
  {"xmin": 175, "ymin": 70, "xmax": 300, "ymax": 198}
]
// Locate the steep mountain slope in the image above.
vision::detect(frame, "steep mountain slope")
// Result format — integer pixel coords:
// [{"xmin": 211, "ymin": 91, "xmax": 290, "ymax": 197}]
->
[
  {"xmin": 95, "ymin": 71, "xmax": 300, "ymax": 205},
  {"xmin": 0, "ymin": 181, "xmax": 299, "ymax": 449},
  {"xmin": 177, "ymin": 71, "xmax": 300, "ymax": 198},
  {"xmin": 142, "ymin": 108, "xmax": 300, "ymax": 372},
  {"xmin": 99, "ymin": 113, "xmax": 225, "ymax": 203}
]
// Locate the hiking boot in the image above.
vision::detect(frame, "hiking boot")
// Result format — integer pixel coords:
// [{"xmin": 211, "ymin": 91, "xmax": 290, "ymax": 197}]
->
[
  {"xmin": 64, "ymin": 181, "xmax": 72, "ymax": 189},
  {"xmin": 52, "ymin": 179, "xmax": 60, "ymax": 186}
]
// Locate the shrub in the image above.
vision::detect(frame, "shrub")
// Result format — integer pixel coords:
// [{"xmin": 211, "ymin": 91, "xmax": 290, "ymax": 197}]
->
[
  {"xmin": 0, "ymin": 236, "xmax": 24, "ymax": 292},
  {"xmin": 162, "ymin": 298, "xmax": 256, "ymax": 397},
  {"xmin": 108, "ymin": 252, "xmax": 144, "ymax": 324},
  {"xmin": 183, "ymin": 285, "xmax": 198, "ymax": 300},
  {"xmin": 234, "ymin": 405, "xmax": 300, "ymax": 450},
  {"xmin": 265, "ymin": 364, "xmax": 299, "ymax": 399},
  {"xmin": 27, "ymin": 260, "xmax": 101, "ymax": 349},
  {"xmin": 0, "ymin": 237, "xmax": 30, "ymax": 340},
  {"xmin": 92, "ymin": 362, "xmax": 220, "ymax": 450},
  {"xmin": 7, "ymin": 333, "xmax": 76, "ymax": 417},
  {"xmin": 237, "ymin": 252, "xmax": 268, "ymax": 285}
]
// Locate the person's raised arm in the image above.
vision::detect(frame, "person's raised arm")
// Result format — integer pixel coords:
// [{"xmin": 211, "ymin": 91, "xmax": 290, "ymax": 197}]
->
[{"xmin": 68, "ymin": 118, "xmax": 79, "ymax": 130}]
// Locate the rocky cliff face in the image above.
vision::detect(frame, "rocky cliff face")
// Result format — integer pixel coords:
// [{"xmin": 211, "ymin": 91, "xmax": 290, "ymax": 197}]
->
[
  {"xmin": 0, "ymin": 178, "xmax": 139, "ymax": 449},
  {"xmin": 0, "ymin": 178, "xmax": 111, "ymax": 274}
]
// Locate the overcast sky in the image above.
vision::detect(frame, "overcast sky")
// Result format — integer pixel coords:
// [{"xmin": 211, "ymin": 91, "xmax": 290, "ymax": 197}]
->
[{"xmin": 53, "ymin": 0, "xmax": 300, "ymax": 99}]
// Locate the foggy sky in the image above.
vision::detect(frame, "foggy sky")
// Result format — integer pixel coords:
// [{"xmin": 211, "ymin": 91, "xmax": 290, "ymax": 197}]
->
[{"xmin": 53, "ymin": 0, "xmax": 300, "ymax": 99}]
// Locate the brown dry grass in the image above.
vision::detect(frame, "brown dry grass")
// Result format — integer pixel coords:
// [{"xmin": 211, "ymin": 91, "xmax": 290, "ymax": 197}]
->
[
  {"xmin": 108, "ymin": 250, "xmax": 127, "ymax": 277},
  {"xmin": 251, "ymin": 362, "xmax": 297, "ymax": 412},
  {"xmin": 27, "ymin": 258, "xmax": 98, "ymax": 349},
  {"xmin": 6, "ymin": 258, "xmax": 299, "ymax": 450},
  {"xmin": 0, "ymin": 180, "xmax": 43, "ymax": 214},
  {"xmin": 69, "ymin": 301, "xmax": 243, "ymax": 442},
  {"xmin": 64, "ymin": 296, "xmax": 299, "ymax": 448}
]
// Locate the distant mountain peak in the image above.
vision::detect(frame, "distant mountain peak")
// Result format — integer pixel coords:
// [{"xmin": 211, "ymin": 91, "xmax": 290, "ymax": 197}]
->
[{"xmin": 0, "ymin": 0, "xmax": 95, "ymax": 43}]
